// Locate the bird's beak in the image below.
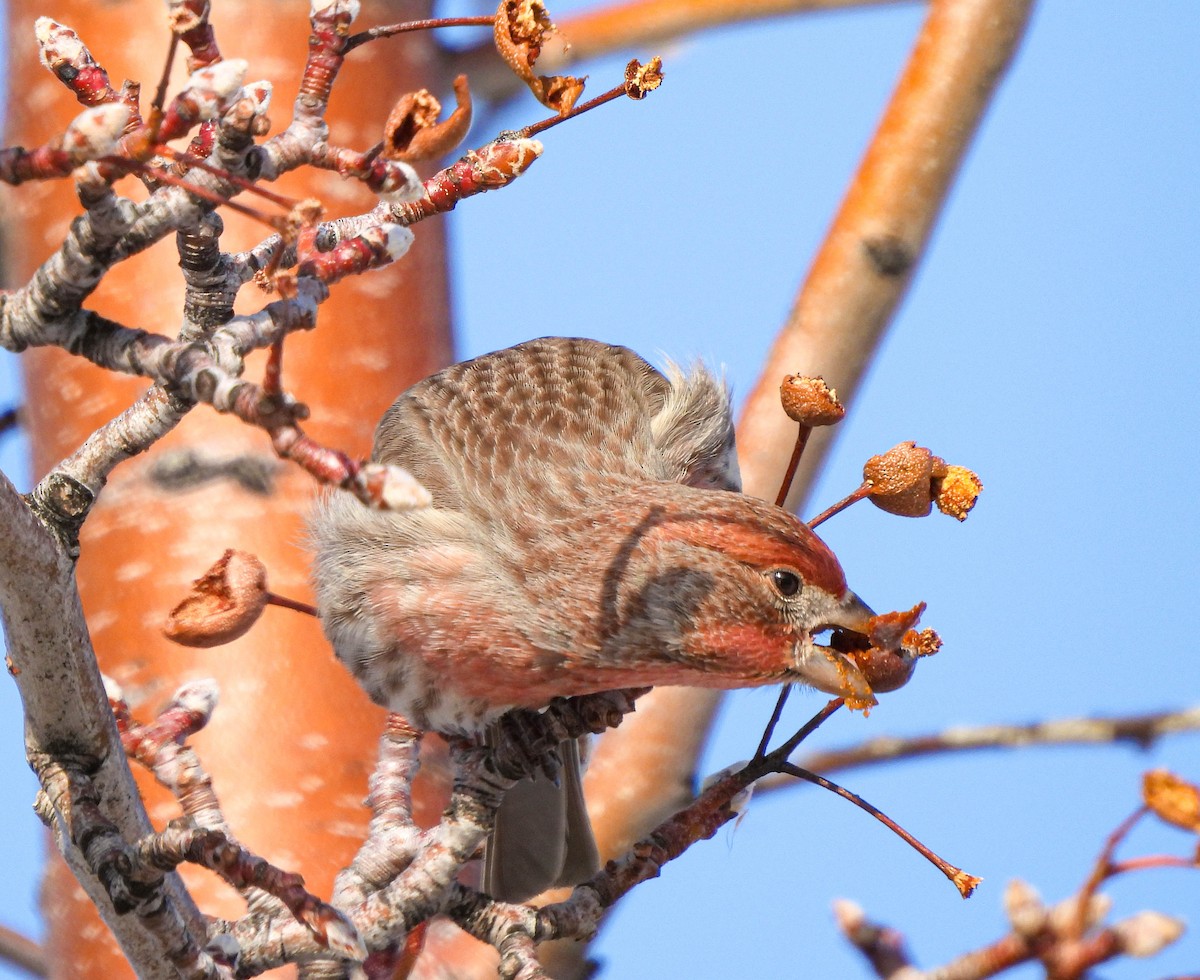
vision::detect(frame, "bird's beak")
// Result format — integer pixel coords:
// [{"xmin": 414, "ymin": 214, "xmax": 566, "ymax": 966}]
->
[
  {"xmin": 829, "ymin": 590, "xmax": 875, "ymax": 633},
  {"xmin": 800, "ymin": 590, "xmax": 878, "ymax": 708}
]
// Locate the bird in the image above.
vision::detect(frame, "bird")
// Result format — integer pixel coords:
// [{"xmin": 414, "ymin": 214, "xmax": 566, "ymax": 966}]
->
[{"xmin": 309, "ymin": 337, "xmax": 875, "ymax": 901}]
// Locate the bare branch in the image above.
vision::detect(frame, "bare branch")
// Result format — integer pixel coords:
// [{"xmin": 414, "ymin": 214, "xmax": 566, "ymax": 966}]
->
[
  {"xmin": 0, "ymin": 470, "xmax": 210, "ymax": 976},
  {"xmin": 748, "ymin": 706, "xmax": 1200, "ymax": 793},
  {"xmin": 0, "ymin": 923, "xmax": 47, "ymax": 979}
]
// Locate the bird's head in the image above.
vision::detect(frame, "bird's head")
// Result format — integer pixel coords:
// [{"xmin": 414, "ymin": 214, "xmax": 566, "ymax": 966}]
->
[{"xmin": 596, "ymin": 486, "xmax": 878, "ymax": 703}]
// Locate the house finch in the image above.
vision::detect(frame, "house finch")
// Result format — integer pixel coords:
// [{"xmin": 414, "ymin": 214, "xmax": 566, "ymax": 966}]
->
[{"xmin": 309, "ymin": 337, "xmax": 874, "ymax": 901}]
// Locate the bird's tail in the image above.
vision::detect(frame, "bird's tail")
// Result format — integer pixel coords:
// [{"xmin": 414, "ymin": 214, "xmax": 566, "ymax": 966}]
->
[{"xmin": 483, "ymin": 736, "xmax": 600, "ymax": 903}]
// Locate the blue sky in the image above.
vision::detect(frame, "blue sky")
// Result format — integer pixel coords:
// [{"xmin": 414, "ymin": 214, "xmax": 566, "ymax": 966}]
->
[{"xmin": 2, "ymin": 1, "xmax": 1198, "ymax": 977}]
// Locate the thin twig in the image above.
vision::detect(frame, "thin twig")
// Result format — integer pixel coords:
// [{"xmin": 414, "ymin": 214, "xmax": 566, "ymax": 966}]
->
[
  {"xmin": 780, "ymin": 762, "xmax": 979, "ymax": 896},
  {"xmin": 754, "ymin": 705, "xmax": 1200, "ymax": 794}
]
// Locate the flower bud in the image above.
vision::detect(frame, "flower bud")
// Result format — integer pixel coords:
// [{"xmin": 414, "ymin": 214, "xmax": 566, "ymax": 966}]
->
[
  {"xmin": 1114, "ymin": 911, "xmax": 1186, "ymax": 958},
  {"xmin": 1004, "ymin": 879, "xmax": 1047, "ymax": 937}
]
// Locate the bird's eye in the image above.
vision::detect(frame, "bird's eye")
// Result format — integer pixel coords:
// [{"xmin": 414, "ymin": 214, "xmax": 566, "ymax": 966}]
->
[{"xmin": 769, "ymin": 569, "xmax": 802, "ymax": 598}]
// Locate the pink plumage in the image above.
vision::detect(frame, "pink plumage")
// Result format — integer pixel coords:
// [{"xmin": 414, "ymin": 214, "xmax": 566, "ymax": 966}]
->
[{"xmin": 310, "ymin": 338, "xmax": 872, "ymax": 900}]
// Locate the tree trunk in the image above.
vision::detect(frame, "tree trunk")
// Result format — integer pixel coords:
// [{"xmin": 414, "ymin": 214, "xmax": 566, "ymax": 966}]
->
[{"xmin": 3, "ymin": 2, "xmax": 452, "ymax": 975}]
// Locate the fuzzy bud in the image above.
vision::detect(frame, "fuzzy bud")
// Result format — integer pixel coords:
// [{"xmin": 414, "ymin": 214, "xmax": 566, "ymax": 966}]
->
[
  {"xmin": 375, "ymin": 224, "xmax": 415, "ymax": 263},
  {"xmin": 379, "ymin": 161, "xmax": 424, "ymax": 206},
  {"xmin": 164, "ymin": 549, "xmax": 268, "ymax": 648},
  {"xmin": 64, "ymin": 104, "xmax": 131, "ymax": 161},
  {"xmin": 36, "ymin": 18, "xmax": 85, "ymax": 68},
  {"xmin": 310, "ymin": 0, "xmax": 360, "ymax": 22},
  {"xmin": 171, "ymin": 678, "xmax": 221, "ymax": 719},
  {"xmin": 238, "ymin": 79, "xmax": 273, "ymax": 115},
  {"xmin": 185, "ymin": 59, "xmax": 248, "ymax": 119},
  {"xmin": 357, "ymin": 462, "xmax": 432, "ymax": 511},
  {"xmin": 1114, "ymin": 911, "xmax": 1186, "ymax": 958},
  {"xmin": 1049, "ymin": 892, "xmax": 1111, "ymax": 934},
  {"xmin": 1003, "ymin": 879, "xmax": 1047, "ymax": 938}
]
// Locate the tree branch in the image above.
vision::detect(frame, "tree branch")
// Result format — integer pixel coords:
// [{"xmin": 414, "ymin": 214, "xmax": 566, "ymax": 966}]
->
[
  {"xmin": 0, "ymin": 469, "xmax": 209, "ymax": 977},
  {"xmin": 749, "ymin": 705, "xmax": 1200, "ymax": 793}
]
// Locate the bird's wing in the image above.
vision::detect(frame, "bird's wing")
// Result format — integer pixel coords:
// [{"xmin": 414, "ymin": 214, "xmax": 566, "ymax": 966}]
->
[
  {"xmin": 372, "ymin": 336, "xmax": 741, "ymax": 513},
  {"xmin": 371, "ymin": 337, "xmax": 672, "ymax": 517}
]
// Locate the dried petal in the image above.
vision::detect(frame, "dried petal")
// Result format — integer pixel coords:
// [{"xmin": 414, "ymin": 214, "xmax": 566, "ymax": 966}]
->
[
  {"xmin": 624, "ymin": 57, "xmax": 663, "ymax": 100},
  {"xmin": 384, "ymin": 75, "xmax": 473, "ymax": 163},
  {"xmin": 863, "ymin": 442, "xmax": 936, "ymax": 518},
  {"xmin": 164, "ymin": 550, "xmax": 268, "ymax": 648},
  {"xmin": 493, "ymin": 0, "xmax": 585, "ymax": 114},
  {"xmin": 780, "ymin": 375, "xmax": 845, "ymax": 426},
  {"xmin": 934, "ymin": 465, "xmax": 983, "ymax": 521},
  {"xmin": 1143, "ymin": 769, "xmax": 1200, "ymax": 833}
]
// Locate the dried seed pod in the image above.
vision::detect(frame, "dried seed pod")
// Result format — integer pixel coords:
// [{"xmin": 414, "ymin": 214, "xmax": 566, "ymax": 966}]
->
[
  {"xmin": 493, "ymin": 0, "xmax": 584, "ymax": 114},
  {"xmin": 164, "ymin": 549, "xmax": 268, "ymax": 647},
  {"xmin": 1142, "ymin": 769, "xmax": 1200, "ymax": 833},
  {"xmin": 934, "ymin": 464, "xmax": 983, "ymax": 521},
  {"xmin": 383, "ymin": 76, "xmax": 473, "ymax": 163},
  {"xmin": 863, "ymin": 442, "xmax": 937, "ymax": 517},
  {"xmin": 384, "ymin": 89, "xmax": 441, "ymax": 157},
  {"xmin": 624, "ymin": 57, "xmax": 663, "ymax": 100},
  {"xmin": 780, "ymin": 375, "xmax": 845, "ymax": 426}
]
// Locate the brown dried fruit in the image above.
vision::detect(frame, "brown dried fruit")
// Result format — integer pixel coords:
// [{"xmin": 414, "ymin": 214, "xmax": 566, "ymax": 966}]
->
[
  {"xmin": 164, "ymin": 549, "xmax": 268, "ymax": 648},
  {"xmin": 624, "ymin": 57, "xmax": 664, "ymax": 100},
  {"xmin": 847, "ymin": 642, "xmax": 915, "ymax": 694},
  {"xmin": 493, "ymin": 0, "xmax": 585, "ymax": 114},
  {"xmin": 934, "ymin": 465, "xmax": 983, "ymax": 521},
  {"xmin": 383, "ymin": 75, "xmax": 473, "ymax": 163},
  {"xmin": 863, "ymin": 442, "xmax": 936, "ymax": 517},
  {"xmin": 780, "ymin": 375, "xmax": 845, "ymax": 426},
  {"xmin": 830, "ymin": 603, "xmax": 935, "ymax": 694},
  {"xmin": 1143, "ymin": 769, "xmax": 1200, "ymax": 833}
]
